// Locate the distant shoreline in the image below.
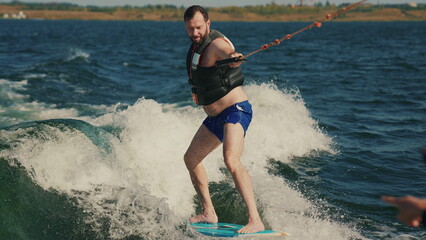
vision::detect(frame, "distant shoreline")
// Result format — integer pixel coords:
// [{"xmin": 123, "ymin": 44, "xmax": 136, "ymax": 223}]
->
[{"xmin": 1, "ymin": 3, "xmax": 425, "ymax": 22}]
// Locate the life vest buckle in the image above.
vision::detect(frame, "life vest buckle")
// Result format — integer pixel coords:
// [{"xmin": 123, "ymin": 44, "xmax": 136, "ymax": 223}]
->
[{"xmin": 191, "ymin": 53, "xmax": 200, "ymax": 70}]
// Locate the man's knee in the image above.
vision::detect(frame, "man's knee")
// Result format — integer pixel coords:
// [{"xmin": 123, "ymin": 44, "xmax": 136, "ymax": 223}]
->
[
  {"xmin": 184, "ymin": 151, "xmax": 204, "ymax": 171},
  {"xmin": 224, "ymin": 156, "xmax": 244, "ymax": 175},
  {"xmin": 184, "ymin": 151, "xmax": 194, "ymax": 170}
]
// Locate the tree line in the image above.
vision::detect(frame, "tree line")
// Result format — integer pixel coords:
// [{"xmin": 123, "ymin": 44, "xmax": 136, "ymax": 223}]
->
[{"xmin": 3, "ymin": 1, "xmax": 426, "ymax": 15}]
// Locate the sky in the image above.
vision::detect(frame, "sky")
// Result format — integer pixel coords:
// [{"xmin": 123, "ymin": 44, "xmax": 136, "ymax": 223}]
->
[{"xmin": 2, "ymin": 0, "xmax": 423, "ymax": 7}]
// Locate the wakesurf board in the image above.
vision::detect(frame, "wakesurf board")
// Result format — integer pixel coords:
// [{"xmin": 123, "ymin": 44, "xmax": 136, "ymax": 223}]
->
[{"xmin": 190, "ymin": 222, "xmax": 289, "ymax": 238}]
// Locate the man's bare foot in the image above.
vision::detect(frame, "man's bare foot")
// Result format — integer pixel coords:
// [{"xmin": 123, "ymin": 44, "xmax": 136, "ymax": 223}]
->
[
  {"xmin": 237, "ymin": 218, "xmax": 265, "ymax": 234},
  {"xmin": 189, "ymin": 211, "xmax": 218, "ymax": 223}
]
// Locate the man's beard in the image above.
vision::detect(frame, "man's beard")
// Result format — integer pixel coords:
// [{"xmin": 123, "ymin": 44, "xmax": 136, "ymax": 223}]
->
[{"xmin": 191, "ymin": 29, "xmax": 209, "ymax": 45}]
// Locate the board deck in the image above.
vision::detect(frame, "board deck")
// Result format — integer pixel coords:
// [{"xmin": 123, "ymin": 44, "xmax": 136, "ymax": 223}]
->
[{"xmin": 190, "ymin": 222, "xmax": 289, "ymax": 238}]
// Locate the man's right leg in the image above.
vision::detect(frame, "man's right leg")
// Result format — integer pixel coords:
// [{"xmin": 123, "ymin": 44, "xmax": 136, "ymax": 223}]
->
[{"xmin": 184, "ymin": 124, "xmax": 221, "ymax": 223}]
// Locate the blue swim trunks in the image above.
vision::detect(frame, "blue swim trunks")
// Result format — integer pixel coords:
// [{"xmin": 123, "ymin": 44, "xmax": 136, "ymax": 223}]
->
[{"xmin": 203, "ymin": 100, "xmax": 253, "ymax": 142}]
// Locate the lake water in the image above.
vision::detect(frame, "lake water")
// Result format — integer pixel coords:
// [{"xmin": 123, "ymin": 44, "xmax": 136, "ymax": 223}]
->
[{"xmin": 0, "ymin": 20, "xmax": 425, "ymax": 239}]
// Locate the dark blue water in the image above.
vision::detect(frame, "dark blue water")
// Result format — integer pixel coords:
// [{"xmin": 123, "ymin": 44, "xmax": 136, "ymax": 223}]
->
[{"xmin": 1, "ymin": 20, "xmax": 425, "ymax": 239}]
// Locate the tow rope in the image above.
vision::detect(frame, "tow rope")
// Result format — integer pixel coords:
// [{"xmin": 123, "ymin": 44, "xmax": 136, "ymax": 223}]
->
[{"xmin": 216, "ymin": 0, "xmax": 368, "ymax": 66}]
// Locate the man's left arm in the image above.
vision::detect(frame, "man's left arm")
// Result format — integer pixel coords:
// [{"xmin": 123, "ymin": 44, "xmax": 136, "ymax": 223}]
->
[{"xmin": 211, "ymin": 39, "xmax": 244, "ymax": 68}]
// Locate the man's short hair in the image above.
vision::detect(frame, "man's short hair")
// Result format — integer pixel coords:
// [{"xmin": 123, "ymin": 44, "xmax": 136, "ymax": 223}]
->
[{"xmin": 184, "ymin": 5, "xmax": 209, "ymax": 22}]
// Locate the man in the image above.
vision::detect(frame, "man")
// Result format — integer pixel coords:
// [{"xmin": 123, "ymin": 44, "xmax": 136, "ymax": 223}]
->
[{"xmin": 183, "ymin": 5, "xmax": 265, "ymax": 234}]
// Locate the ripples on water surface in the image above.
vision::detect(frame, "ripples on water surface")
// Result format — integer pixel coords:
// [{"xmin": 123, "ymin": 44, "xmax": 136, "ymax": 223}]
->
[{"xmin": 0, "ymin": 20, "xmax": 425, "ymax": 239}]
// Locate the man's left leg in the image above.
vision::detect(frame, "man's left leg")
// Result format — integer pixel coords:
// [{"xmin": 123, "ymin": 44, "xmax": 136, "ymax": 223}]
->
[{"xmin": 222, "ymin": 123, "xmax": 265, "ymax": 234}]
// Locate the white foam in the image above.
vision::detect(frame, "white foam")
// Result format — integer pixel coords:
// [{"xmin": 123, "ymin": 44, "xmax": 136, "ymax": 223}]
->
[
  {"xmin": 23, "ymin": 73, "xmax": 47, "ymax": 79},
  {"xmin": 0, "ymin": 83, "xmax": 362, "ymax": 239},
  {"xmin": 0, "ymin": 79, "xmax": 80, "ymax": 126},
  {"xmin": 67, "ymin": 48, "xmax": 90, "ymax": 61},
  {"xmin": 1, "ymin": 125, "xmax": 122, "ymax": 191},
  {"xmin": 0, "ymin": 79, "xmax": 28, "ymax": 87},
  {"xmin": 245, "ymin": 83, "xmax": 334, "ymax": 165},
  {"xmin": 0, "ymin": 79, "xmax": 29, "ymax": 100},
  {"xmin": 35, "ymin": 104, "xmax": 80, "ymax": 120}
]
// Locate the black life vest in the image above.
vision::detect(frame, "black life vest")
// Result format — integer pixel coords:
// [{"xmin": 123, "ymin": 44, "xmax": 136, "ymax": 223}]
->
[{"xmin": 186, "ymin": 30, "xmax": 244, "ymax": 106}]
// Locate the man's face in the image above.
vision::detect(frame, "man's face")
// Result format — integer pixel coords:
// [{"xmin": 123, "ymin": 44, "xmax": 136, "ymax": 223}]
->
[{"xmin": 185, "ymin": 11, "xmax": 210, "ymax": 45}]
